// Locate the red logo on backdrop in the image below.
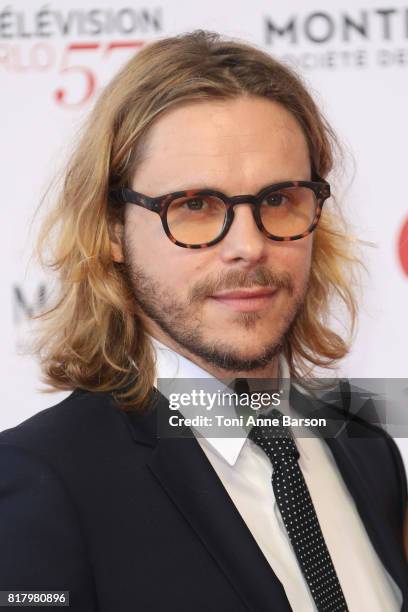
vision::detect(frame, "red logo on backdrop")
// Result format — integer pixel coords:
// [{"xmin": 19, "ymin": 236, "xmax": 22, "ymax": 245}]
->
[{"xmin": 397, "ymin": 216, "xmax": 408, "ymax": 276}]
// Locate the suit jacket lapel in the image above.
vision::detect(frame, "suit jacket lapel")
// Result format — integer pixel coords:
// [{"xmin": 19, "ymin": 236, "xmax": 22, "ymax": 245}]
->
[{"xmin": 126, "ymin": 389, "xmax": 292, "ymax": 612}]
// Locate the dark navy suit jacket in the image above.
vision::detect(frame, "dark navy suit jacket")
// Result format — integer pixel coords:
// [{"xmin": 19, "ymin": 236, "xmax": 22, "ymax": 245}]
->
[{"xmin": 0, "ymin": 384, "xmax": 407, "ymax": 611}]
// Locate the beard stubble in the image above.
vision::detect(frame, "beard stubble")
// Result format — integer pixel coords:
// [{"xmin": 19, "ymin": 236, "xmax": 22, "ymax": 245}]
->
[{"xmin": 122, "ymin": 237, "xmax": 308, "ymax": 372}]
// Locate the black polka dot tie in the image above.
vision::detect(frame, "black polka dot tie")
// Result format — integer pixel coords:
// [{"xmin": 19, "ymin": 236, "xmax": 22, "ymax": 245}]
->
[{"xmin": 247, "ymin": 406, "xmax": 349, "ymax": 612}]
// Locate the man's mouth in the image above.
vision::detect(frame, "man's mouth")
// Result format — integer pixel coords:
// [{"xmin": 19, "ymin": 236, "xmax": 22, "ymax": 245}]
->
[{"xmin": 209, "ymin": 288, "xmax": 279, "ymax": 312}]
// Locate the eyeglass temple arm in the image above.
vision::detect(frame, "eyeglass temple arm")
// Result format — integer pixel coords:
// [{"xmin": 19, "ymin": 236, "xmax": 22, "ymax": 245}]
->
[{"xmin": 109, "ymin": 187, "xmax": 161, "ymax": 212}]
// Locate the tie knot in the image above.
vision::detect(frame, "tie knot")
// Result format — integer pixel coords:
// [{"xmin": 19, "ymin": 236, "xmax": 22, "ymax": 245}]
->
[
  {"xmin": 233, "ymin": 378, "xmax": 250, "ymax": 396},
  {"xmin": 248, "ymin": 408, "xmax": 300, "ymax": 465}
]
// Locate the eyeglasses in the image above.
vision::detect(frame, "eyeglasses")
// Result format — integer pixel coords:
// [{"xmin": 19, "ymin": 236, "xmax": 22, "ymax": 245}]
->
[{"xmin": 109, "ymin": 177, "xmax": 330, "ymax": 249}]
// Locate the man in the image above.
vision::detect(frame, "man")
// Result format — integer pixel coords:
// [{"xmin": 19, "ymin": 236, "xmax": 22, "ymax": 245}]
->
[{"xmin": 0, "ymin": 30, "xmax": 407, "ymax": 611}]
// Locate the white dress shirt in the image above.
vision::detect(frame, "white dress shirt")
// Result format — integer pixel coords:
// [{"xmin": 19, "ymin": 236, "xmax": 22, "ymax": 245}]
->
[{"xmin": 149, "ymin": 335, "xmax": 402, "ymax": 611}]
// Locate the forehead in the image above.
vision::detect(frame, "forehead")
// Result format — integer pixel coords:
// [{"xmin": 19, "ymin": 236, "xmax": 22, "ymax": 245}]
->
[{"xmin": 131, "ymin": 95, "xmax": 311, "ymax": 193}]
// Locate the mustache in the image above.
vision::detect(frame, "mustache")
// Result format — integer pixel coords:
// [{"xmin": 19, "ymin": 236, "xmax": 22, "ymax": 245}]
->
[{"xmin": 189, "ymin": 267, "xmax": 294, "ymax": 302}]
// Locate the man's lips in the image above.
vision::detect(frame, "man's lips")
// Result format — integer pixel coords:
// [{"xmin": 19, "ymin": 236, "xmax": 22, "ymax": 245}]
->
[
  {"xmin": 211, "ymin": 288, "xmax": 277, "ymax": 299},
  {"xmin": 209, "ymin": 288, "xmax": 279, "ymax": 312}
]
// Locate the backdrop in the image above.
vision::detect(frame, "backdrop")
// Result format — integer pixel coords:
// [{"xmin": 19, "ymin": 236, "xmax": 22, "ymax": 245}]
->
[{"xmin": 1, "ymin": 0, "xmax": 407, "ymax": 466}]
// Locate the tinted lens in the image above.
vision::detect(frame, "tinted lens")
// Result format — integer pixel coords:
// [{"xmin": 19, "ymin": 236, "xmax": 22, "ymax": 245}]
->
[
  {"xmin": 260, "ymin": 186, "xmax": 318, "ymax": 237},
  {"xmin": 167, "ymin": 194, "xmax": 226, "ymax": 245}
]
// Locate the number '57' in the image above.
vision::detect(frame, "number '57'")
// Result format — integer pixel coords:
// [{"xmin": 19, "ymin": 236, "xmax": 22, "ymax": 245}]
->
[{"xmin": 54, "ymin": 41, "xmax": 145, "ymax": 107}]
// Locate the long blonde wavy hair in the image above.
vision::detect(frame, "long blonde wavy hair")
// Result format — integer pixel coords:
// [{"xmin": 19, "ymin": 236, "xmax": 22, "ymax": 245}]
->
[{"xmin": 32, "ymin": 30, "xmax": 363, "ymax": 412}]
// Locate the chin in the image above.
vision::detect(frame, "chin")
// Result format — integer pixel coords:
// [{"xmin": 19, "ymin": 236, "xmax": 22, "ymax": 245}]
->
[{"xmin": 218, "ymin": 337, "xmax": 280, "ymax": 354}]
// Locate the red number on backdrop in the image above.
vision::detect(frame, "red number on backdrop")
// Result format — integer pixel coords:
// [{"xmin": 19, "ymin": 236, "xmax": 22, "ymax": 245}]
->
[
  {"xmin": 55, "ymin": 43, "xmax": 99, "ymax": 107},
  {"xmin": 54, "ymin": 41, "xmax": 145, "ymax": 108},
  {"xmin": 104, "ymin": 41, "xmax": 145, "ymax": 56}
]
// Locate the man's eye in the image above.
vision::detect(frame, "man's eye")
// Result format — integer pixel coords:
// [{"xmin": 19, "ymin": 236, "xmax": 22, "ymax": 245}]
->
[
  {"xmin": 183, "ymin": 198, "xmax": 206, "ymax": 211},
  {"xmin": 263, "ymin": 193, "xmax": 287, "ymax": 207}
]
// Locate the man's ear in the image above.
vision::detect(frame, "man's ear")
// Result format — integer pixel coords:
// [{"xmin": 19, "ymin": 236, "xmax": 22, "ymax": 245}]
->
[{"xmin": 110, "ymin": 221, "xmax": 125, "ymax": 263}]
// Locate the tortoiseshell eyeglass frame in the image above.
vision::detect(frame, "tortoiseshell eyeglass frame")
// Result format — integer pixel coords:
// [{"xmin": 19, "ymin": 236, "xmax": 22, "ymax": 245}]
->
[{"xmin": 109, "ymin": 176, "xmax": 331, "ymax": 249}]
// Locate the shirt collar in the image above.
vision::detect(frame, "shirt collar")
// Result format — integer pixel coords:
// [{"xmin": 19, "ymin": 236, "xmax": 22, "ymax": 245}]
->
[{"xmin": 149, "ymin": 334, "xmax": 291, "ymax": 466}]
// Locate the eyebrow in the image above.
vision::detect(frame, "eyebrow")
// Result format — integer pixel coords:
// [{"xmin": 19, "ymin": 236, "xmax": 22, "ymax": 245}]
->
[{"xmin": 157, "ymin": 178, "xmax": 307, "ymax": 195}]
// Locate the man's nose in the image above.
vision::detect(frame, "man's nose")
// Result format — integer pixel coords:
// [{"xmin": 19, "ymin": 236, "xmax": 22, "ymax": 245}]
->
[{"xmin": 218, "ymin": 203, "xmax": 269, "ymax": 262}]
